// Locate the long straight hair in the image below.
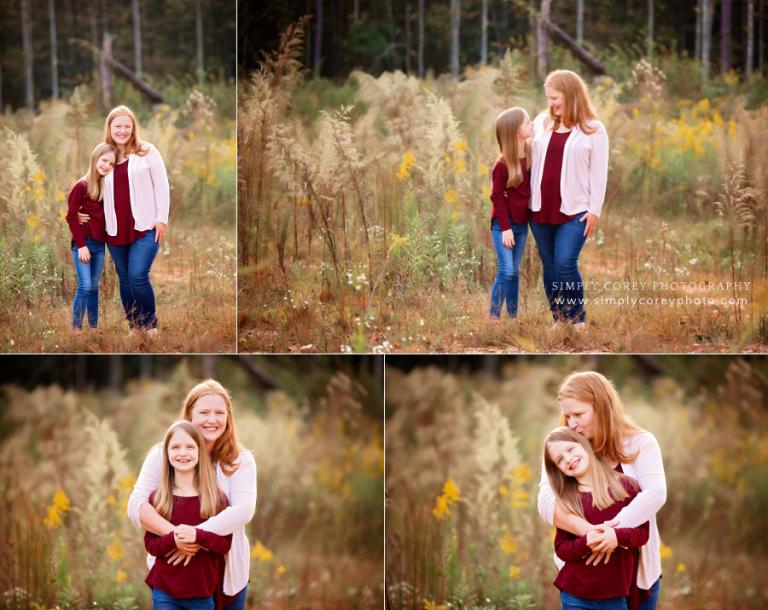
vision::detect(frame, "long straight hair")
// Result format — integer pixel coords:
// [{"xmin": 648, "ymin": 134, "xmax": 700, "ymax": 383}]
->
[
  {"xmin": 80, "ymin": 143, "xmax": 115, "ymax": 201},
  {"xmin": 153, "ymin": 421, "xmax": 225, "ymax": 521},
  {"xmin": 558, "ymin": 371, "xmax": 642, "ymax": 464},
  {"xmin": 495, "ymin": 106, "xmax": 532, "ymax": 188},
  {"xmin": 544, "ymin": 427, "xmax": 633, "ymax": 518},
  {"xmin": 544, "ymin": 70, "xmax": 598, "ymax": 134},
  {"xmin": 103, "ymin": 105, "xmax": 149, "ymax": 157},
  {"xmin": 180, "ymin": 380, "xmax": 241, "ymax": 476}
]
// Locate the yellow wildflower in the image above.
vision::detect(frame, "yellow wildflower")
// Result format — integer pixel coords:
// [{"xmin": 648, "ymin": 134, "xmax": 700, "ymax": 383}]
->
[
  {"xmin": 25, "ymin": 184, "xmax": 31, "ymax": 193},
  {"xmin": 512, "ymin": 463, "xmax": 532, "ymax": 484},
  {"xmin": 727, "ymin": 119, "xmax": 737, "ymax": 137},
  {"xmin": 444, "ymin": 154, "xmax": 451, "ymax": 164},
  {"xmin": 508, "ymin": 565, "xmax": 522, "ymax": 579},
  {"xmin": 432, "ymin": 495, "xmax": 450, "ymax": 520},
  {"xmin": 511, "ymin": 490, "xmax": 529, "ymax": 508},
  {"xmin": 442, "ymin": 478, "xmax": 460, "ymax": 502},
  {"xmin": 33, "ymin": 186, "xmax": 46, "ymax": 202},
  {"xmin": 453, "ymin": 139, "xmax": 468, "ymax": 153},
  {"xmin": 276, "ymin": 564, "xmax": 286, "ymax": 575},
  {"xmin": 499, "ymin": 484, "xmax": 509, "ymax": 497},
  {"xmin": 116, "ymin": 570, "xmax": 128, "ymax": 583},
  {"xmin": 482, "ymin": 184, "xmax": 491, "ymax": 200},
  {"xmin": 450, "ymin": 210, "xmax": 461, "ymax": 221},
  {"xmin": 660, "ymin": 543, "xmax": 673, "ymax": 559},
  {"xmin": 396, "ymin": 163, "xmax": 410, "ymax": 181},
  {"xmin": 55, "ymin": 190, "xmax": 65, "ymax": 202},
  {"xmin": 251, "ymin": 540, "xmax": 273, "ymax": 562},
  {"xmin": 403, "ymin": 150, "xmax": 415, "ymax": 167},
  {"xmin": 444, "ymin": 188, "xmax": 459, "ymax": 205},
  {"xmin": 500, "ymin": 535, "xmax": 518, "ymax": 555},
  {"xmin": 478, "ymin": 162, "xmax": 489, "ymax": 177},
  {"xmin": 107, "ymin": 494, "xmax": 116, "ymax": 506},
  {"xmin": 119, "ymin": 474, "xmax": 136, "ymax": 493},
  {"xmin": 43, "ymin": 489, "xmax": 71, "ymax": 528},
  {"xmin": 424, "ymin": 600, "xmax": 449, "ymax": 610},
  {"xmin": 32, "ymin": 169, "xmax": 46, "ymax": 184},
  {"xmin": 676, "ymin": 563, "xmax": 686, "ymax": 573},
  {"xmin": 389, "ymin": 233, "xmax": 410, "ymax": 254},
  {"xmin": 107, "ymin": 541, "xmax": 125, "ymax": 561},
  {"xmin": 452, "ymin": 158, "xmax": 466, "ymax": 173}
]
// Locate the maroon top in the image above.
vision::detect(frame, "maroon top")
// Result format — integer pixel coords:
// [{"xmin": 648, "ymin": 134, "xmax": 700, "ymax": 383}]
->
[
  {"xmin": 144, "ymin": 492, "xmax": 232, "ymax": 602},
  {"xmin": 490, "ymin": 158, "xmax": 530, "ymax": 230},
  {"xmin": 553, "ymin": 476, "xmax": 649, "ymax": 609},
  {"xmin": 107, "ymin": 160, "xmax": 146, "ymax": 246},
  {"xmin": 531, "ymin": 130, "xmax": 578, "ymax": 225},
  {"xmin": 66, "ymin": 180, "xmax": 106, "ymax": 248}
]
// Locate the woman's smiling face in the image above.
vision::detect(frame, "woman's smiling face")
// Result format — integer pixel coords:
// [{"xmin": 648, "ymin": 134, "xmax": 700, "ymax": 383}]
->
[
  {"xmin": 96, "ymin": 151, "xmax": 115, "ymax": 176},
  {"xmin": 110, "ymin": 114, "xmax": 133, "ymax": 146},
  {"xmin": 544, "ymin": 84, "xmax": 565, "ymax": 116},
  {"xmin": 190, "ymin": 393, "xmax": 228, "ymax": 447},
  {"xmin": 560, "ymin": 397, "xmax": 596, "ymax": 440}
]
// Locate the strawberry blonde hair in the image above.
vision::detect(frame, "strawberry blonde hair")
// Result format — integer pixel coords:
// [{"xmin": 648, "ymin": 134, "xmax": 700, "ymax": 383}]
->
[
  {"xmin": 495, "ymin": 106, "xmax": 532, "ymax": 188},
  {"xmin": 153, "ymin": 421, "xmax": 226, "ymax": 521},
  {"xmin": 558, "ymin": 371, "xmax": 642, "ymax": 464},
  {"xmin": 544, "ymin": 427, "xmax": 635, "ymax": 518},
  {"xmin": 180, "ymin": 380, "xmax": 241, "ymax": 476},
  {"xmin": 544, "ymin": 69, "xmax": 598, "ymax": 135},
  {"xmin": 80, "ymin": 142, "xmax": 115, "ymax": 201},
  {"xmin": 103, "ymin": 105, "xmax": 149, "ymax": 157}
]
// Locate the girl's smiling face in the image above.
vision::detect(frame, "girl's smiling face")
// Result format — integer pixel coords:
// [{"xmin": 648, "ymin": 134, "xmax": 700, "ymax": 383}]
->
[
  {"xmin": 96, "ymin": 151, "xmax": 116, "ymax": 176},
  {"xmin": 110, "ymin": 114, "xmax": 133, "ymax": 146},
  {"xmin": 518, "ymin": 114, "xmax": 534, "ymax": 139},
  {"xmin": 167, "ymin": 428, "xmax": 199, "ymax": 473},
  {"xmin": 548, "ymin": 439, "xmax": 590, "ymax": 478},
  {"xmin": 190, "ymin": 394, "xmax": 229, "ymax": 447},
  {"xmin": 561, "ymin": 397, "xmax": 596, "ymax": 440}
]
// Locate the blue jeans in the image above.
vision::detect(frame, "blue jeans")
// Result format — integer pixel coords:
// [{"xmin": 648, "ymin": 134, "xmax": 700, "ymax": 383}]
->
[
  {"xmin": 223, "ymin": 585, "xmax": 248, "ymax": 610},
  {"xmin": 71, "ymin": 238, "xmax": 105, "ymax": 329},
  {"xmin": 107, "ymin": 230, "xmax": 159, "ymax": 329},
  {"xmin": 530, "ymin": 212, "xmax": 588, "ymax": 323},
  {"xmin": 151, "ymin": 588, "xmax": 214, "ymax": 610},
  {"xmin": 636, "ymin": 578, "xmax": 661, "ymax": 610},
  {"xmin": 560, "ymin": 590, "xmax": 627, "ymax": 610},
  {"xmin": 489, "ymin": 219, "xmax": 528, "ymax": 318}
]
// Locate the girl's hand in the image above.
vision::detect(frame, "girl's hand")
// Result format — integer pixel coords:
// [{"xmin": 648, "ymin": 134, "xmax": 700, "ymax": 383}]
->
[
  {"xmin": 77, "ymin": 211, "xmax": 91, "ymax": 224},
  {"xmin": 174, "ymin": 524, "xmax": 197, "ymax": 544},
  {"xmin": 501, "ymin": 229, "xmax": 515, "ymax": 248},
  {"xmin": 165, "ymin": 544, "xmax": 200, "ymax": 567},
  {"xmin": 152, "ymin": 222, "xmax": 167, "ymax": 243},
  {"xmin": 77, "ymin": 246, "xmax": 91, "ymax": 263},
  {"xmin": 580, "ymin": 212, "xmax": 599, "ymax": 238}
]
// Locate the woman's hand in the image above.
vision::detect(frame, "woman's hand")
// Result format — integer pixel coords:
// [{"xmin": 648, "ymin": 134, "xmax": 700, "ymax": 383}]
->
[
  {"xmin": 165, "ymin": 543, "xmax": 201, "ymax": 567},
  {"xmin": 580, "ymin": 212, "xmax": 599, "ymax": 238},
  {"xmin": 77, "ymin": 246, "xmax": 91, "ymax": 263},
  {"xmin": 501, "ymin": 229, "xmax": 515, "ymax": 248},
  {"xmin": 152, "ymin": 222, "xmax": 167, "ymax": 243},
  {"xmin": 174, "ymin": 524, "xmax": 197, "ymax": 544},
  {"xmin": 78, "ymin": 211, "xmax": 91, "ymax": 224}
]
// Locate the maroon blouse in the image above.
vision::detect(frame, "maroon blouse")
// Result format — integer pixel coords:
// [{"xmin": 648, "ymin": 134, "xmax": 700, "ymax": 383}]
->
[
  {"xmin": 66, "ymin": 179, "xmax": 106, "ymax": 248},
  {"xmin": 106, "ymin": 160, "xmax": 146, "ymax": 246},
  {"xmin": 490, "ymin": 158, "xmax": 530, "ymax": 230},
  {"xmin": 531, "ymin": 130, "xmax": 578, "ymax": 225}
]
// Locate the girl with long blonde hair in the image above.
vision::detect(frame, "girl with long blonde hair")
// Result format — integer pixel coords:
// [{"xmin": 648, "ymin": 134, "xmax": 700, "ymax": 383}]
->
[
  {"xmin": 529, "ymin": 69, "xmax": 610, "ymax": 329},
  {"xmin": 488, "ymin": 106, "xmax": 533, "ymax": 319},
  {"xmin": 65, "ymin": 142, "xmax": 115, "ymax": 332},
  {"xmin": 544, "ymin": 426, "xmax": 649, "ymax": 610},
  {"xmin": 128, "ymin": 380, "xmax": 257, "ymax": 610},
  {"xmin": 538, "ymin": 371, "xmax": 667, "ymax": 610},
  {"xmin": 144, "ymin": 421, "xmax": 231, "ymax": 610}
]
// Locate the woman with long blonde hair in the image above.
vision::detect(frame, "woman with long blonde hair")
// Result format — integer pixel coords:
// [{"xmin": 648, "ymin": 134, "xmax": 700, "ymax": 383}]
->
[
  {"xmin": 529, "ymin": 70, "xmax": 609, "ymax": 329},
  {"xmin": 128, "ymin": 380, "xmax": 257, "ymax": 610},
  {"xmin": 538, "ymin": 371, "xmax": 667, "ymax": 610},
  {"xmin": 65, "ymin": 142, "xmax": 115, "ymax": 332},
  {"xmin": 488, "ymin": 106, "xmax": 533, "ymax": 319}
]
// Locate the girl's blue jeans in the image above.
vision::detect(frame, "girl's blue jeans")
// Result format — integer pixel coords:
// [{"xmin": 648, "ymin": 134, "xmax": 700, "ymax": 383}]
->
[
  {"xmin": 560, "ymin": 590, "xmax": 627, "ymax": 610},
  {"xmin": 529, "ymin": 212, "xmax": 588, "ymax": 323},
  {"xmin": 71, "ymin": 238, "xmax": 105, "ymax": 329},
  {"xmin": 151, "ymin": 588, "xmax": 214, "ymax": 610},
  {"xmin": 489, "ymin": 219, "xmax": 528, "ymax": 318},
  {"xmin": 106, "ymin": 229, "xmax": 159, "ymax": 330}
]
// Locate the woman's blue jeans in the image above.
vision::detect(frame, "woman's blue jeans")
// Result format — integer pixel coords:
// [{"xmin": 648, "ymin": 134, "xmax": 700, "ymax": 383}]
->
[
  {"xmin": 106, "ymin": 229, "xmax": 159, "ymax": 330},
  {"xmin": 223, "ymin": 585, "xmax": 248, "ymax": 610},
  {"xmin": 636, "ymin": 578, "xmax": 661, "ymax": 610},
  {"xmin": 529, "ymin": 212, "xmax": 588, "ymax": 323},
  {"xmin": 489, "ymin": 219, "xmax": 528, "ymax": 318},
  {"xmin": 560, "ymin": 590, "xmax": 627, "ymax": 610},
  {"xmin": 151, "ymin": 588, "xmax": 214, "ymax": 610},
  {"xmin": 71, "ymin": 238, "xmax": 105, "ymax": 329}
]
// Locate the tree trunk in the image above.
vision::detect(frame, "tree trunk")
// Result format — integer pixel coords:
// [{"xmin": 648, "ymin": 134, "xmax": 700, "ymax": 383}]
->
[
  {"xmin": 721, "ymin": 0, "xmax": 732, "ymax": 73},
  {"xmin": 109, "ymin": 356, "xmax": 123, "ymax": 391},
  {"xmin": 133, "ymin": 0, "xmax": 142, "ymax": 78},
  {"xmin": 702, "ymin": 0, "xmax": 713, "ymax": 81},
  {"xmin": 49, "ymin": 0, "xmax": 59, "ymax": 98},
  {"xmin": 314, "ymin": 0, "xmax": 323, "ymax": 78},
  {"xmin": 695, "ymin": 0, "xmax": 702, "ymax": 61},
  {"xmin": 353, "ymin": 0, "xmax": 359, "ymax": 23},
  {"xmin": 481, "ymin": 0, "xmax": 488, "ymax": 65},
  {"xmin": 760, "ymin": 0, "xmax": 765, "ymax": 72},
  {"xmin": 544, "ymin": 18, "xmax": 605, "ymax": 74},
  {"xmin": 100, "ymin": 33, "xmax": 113, "ymax": 109},
  {"xmin": 202, "ymin": 355, "xmax": 218, "ymax": 379},
  {"xmin": 747, "ymin": 0, "xmax": 755, "ymax": 79},
  {"xmin": 0, "ymin": 63, "xmax": 3, "ymax": 113},
  {"xmin": 647, "ymin": 0, "xmax": 654, "ymax": 58},
  {"xmin": 104, "ymin": 52, "xmax": 163, "ymax": 102},
  {"xmin": 577, "ymin": 0, "xmax": 584, "ymax": 45},
  {"xmin": 405, "ymin": 1, "xmax": 411, "ymax": 73},
  {"xmin": 536, "ymin": 0, "xmax": 551, "ymax": 80},
  {"xmin": 196, "ymin": 0, "xmax": 204, "ymax": 83},
  {"xmin": 88, "ymin": 0, "xmax": 98, "ymax": 72},
  {"xmin": 418, "ymin": 0, "xmax": 425, "ymax": 78},
  {"xmin": 21, "ymin": 0, "xmax": 34, "ymax": 110},
  {"xmin": 450, "ymin": 0, "xmax": 460, "ymax": 78}
]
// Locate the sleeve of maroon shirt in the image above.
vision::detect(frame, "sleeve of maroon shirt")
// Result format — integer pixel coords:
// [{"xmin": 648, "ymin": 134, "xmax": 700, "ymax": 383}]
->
[
  {"xmin": 490, "ymin": 161, "xmax": 511, "ymax": 232},
  {"xmin": 615, "ymin": 521, "xmax": 650, "ymax": 548},
  {"xmin": 145, "ymin": 529, "xmax": 177, "ymax": 556},
  {"xmin": 554, "ymin": 528, "xmax": 590, "ymax": 561},
  {"xmin": 195, "ymin": 528, "xmax": 233, "ymax": 555},
  {"xmin": 65, "ymin": 181, "xmax": 88, "ymax": 249}
]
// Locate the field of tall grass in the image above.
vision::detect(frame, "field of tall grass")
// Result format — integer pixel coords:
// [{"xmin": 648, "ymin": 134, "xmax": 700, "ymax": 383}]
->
[
  {"xmin": 0, "ymin": 359, "xmax": 384, "ymax": 609},
  {"xmin": 385, "ymin": 356, "xmax": 768, "ymax": 609},
  {"xmin": 239, "ymin": 25, "xmax": 768, "ymax": 353},
  {"xmin": 0, "ymin": 81, "xmax": 236, "ymax": 353}
]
